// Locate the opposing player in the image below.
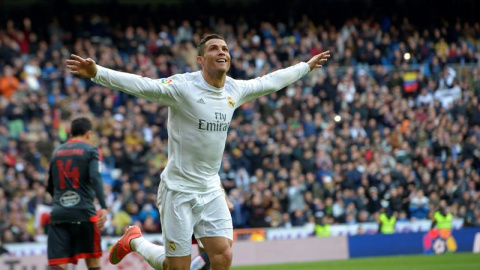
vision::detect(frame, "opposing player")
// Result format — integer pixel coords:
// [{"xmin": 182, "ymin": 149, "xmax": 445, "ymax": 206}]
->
[
  {"xmin": 46, "ymin": 117, "xmax": 108, "ymax": 270},
  {"xmin": 66, "ymin": 34, "xmax": 330, "ymax": 270}
]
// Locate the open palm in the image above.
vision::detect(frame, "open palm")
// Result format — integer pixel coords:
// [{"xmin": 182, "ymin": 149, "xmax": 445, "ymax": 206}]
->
[
  {"xmin": 307, "ymin": 50, "xmax": 331, "ymax": 71},
  {"xmin": 66, "ymin": 54, "xmax": 98, "ymax": 78}
]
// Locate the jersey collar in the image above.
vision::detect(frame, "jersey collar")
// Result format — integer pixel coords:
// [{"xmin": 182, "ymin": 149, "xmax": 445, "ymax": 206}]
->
[{"xmin": 67, "ymin": 139, "xmax": 85, "ymax": 143}]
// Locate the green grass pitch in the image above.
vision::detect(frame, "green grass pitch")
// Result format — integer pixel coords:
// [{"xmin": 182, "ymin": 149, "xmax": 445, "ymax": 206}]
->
[{"xmin": 232, "ymin": 252, "xmax": 480, "ymax": 270}]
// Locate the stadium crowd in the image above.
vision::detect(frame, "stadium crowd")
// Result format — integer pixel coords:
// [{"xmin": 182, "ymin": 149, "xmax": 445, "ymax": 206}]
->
[{"xmin": 0, "ymin": 8, "xmax": 480, "ymax": 243}]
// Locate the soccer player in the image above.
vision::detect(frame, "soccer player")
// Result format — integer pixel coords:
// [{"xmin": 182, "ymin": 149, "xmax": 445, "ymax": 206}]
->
[
  {"xmin": 66, "ymin": 34, "xmax": 330, "ymax": 270},
  {"xmin": 46, "ymin": 117, "xmax": 108, "ymax": 270}
]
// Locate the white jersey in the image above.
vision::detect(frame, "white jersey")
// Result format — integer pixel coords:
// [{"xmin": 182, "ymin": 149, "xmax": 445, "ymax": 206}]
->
[{"xmin": 92, "ymin": 62, "xmax": 310, "ymax": 193}]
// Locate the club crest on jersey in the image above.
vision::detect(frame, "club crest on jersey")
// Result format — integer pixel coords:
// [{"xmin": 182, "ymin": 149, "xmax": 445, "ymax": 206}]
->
[
  {"xmin": 227, "ymin": 96, "xmax": 235, "ymax": 108},
  {"xmin": 169, "ymin": 242, "xmax": 176, "ymax": 251},
  {"xmin": 161, "ymin": 78, "xmax": 173, "ymax": 85}
]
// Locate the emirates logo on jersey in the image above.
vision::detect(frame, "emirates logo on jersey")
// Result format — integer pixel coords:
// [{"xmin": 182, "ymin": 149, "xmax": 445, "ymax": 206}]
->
[{"xmin": 227, "ymin": 96, "xmax": 235, "ymax": 108}]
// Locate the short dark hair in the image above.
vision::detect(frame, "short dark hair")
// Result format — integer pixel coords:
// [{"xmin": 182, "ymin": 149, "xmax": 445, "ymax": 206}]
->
[
  {"xmin": 197, "ymin": 34, "xmax": 225, "ymax": 56},
  {"xmin": 70, "ymin": 117, "xmax": 93, "ymax": 137}
]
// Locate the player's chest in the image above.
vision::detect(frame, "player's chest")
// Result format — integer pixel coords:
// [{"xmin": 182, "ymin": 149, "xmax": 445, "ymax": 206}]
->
[{"xmin": 185, "ymin": 92, "xmax": 237, "ymax": 121}]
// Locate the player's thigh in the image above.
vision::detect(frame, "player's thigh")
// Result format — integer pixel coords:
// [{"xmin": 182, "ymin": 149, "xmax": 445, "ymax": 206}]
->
[
  {"xmin": 159, "ymin": 184, "xmax": 195, "ymax": 257},
  {"xmin": 199, "ymin": 236, "xmax": 232, "ymax": 256},
  {"xmin": 194, "ymin": 192, "xmax": 233, "ymax": 241},
  {"xmin": 72, "ymin": 222, "xmax": 102, "ymax": 258},
  {"xmin": 47, "ymin": 223, "xmax": 72, "ymax": 262},
  {"xmin": 164, "ymin": 255, "xmax": 191, "ymax": 270},
  {"xmin": 195, "ymin": 193, "xmax": 233, "ymax": 265}
]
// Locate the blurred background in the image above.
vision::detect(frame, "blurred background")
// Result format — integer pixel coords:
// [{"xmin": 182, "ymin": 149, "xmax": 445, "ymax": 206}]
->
[{"xmin": 0, "ymin": 0, "xmax": 479, "ymax": 249}]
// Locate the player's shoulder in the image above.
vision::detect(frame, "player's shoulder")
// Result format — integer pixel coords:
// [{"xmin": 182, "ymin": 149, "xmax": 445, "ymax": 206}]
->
[
  {"xmin": 163, "ymin": 71, "xmax": 202, "ymax": 85},
  {"xmin": 226, "ymin": 76, "xmax": 235, "ymax": 84},
  {"xmin": 226, "ymin": 75, "xmax": 250, "ymax": 88},
  {"xmin": 66, "ymin": 140, "xmax": 99, "ymax": 154},
  {"xmin": 225, "ymin": 76, "xmax": 244, "ymax": 93},
  {"xmin": 83, "ymin": 144, "xmax": 101, "ymax": 160},
  {"xmin": 52, "ymin": 140, "xmax": 98, "ymax": 160},
  {"xmin": 70, "ymin": 139, "xmax": 96, "ymax": 147}
]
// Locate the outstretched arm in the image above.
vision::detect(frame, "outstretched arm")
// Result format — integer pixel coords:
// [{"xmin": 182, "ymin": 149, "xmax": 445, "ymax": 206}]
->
[
  {"xmin": 236, "ymin": 50, "xmax": 330, "ymax": 105},
  {"xmin": 66, "ymin": 54, "xmax": 182, "ymax": 106},
  {"xmin": 262, "ymin": 50, "xmax": 330, "ymax": 91}
]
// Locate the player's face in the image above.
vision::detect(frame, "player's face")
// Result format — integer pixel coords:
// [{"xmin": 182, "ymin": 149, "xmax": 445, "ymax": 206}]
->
[{"xmin": 199, "ymin": 39, "xmax": 231, "ymax": 73}]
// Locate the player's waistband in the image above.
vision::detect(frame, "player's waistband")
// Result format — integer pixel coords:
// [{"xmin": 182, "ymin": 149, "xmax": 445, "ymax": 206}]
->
[
  {"xmin": 50, "ymin": 216, "xmax": 98, "ymax": 225},
  {"xmin": 51, "ymin": 221, "xmax": 82, "ymax": 225}
]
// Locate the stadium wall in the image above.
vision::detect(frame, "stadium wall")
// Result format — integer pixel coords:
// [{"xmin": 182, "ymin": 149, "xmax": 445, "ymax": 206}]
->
[
  {"xmin": 348, "ymin": 228, "xmax": 480, "ymax": 258},
  {"xmin": 231, "ymin": 236, "xmax": 349, "ymax": 266},
  {"xmin": 1, "ymin": 228, "xmax": 479, "ymax": 269},
  {"xmin": 0, "ymin": 253, "xmax": 152, "ymax": 270},
  {"xmin": 0, "ymin": 237, "xmax": 348, "ymax": 270}
]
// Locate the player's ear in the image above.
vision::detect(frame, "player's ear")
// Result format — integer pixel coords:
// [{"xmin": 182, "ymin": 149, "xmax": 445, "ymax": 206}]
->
[
  {"xmin": 197, "ymin": 56, "xmax": 203, "ymax": 65},
  {"xmin": 85, "ymin": 130, "xmax": 93, "ymax": 141}
]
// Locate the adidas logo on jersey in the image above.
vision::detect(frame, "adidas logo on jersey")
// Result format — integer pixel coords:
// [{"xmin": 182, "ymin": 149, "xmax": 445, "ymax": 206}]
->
[{"xmin": 197, "ymin": 98, "xmax": 206, "ymax": 104}]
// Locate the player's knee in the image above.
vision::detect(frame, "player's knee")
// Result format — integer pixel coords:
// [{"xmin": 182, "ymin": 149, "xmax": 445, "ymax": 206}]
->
[
  {"xmin": 211, "ymin": 248, "xmax": 233, "ymax": 267},
  {"xmin": 86, "ymin": 257, "xmax": 101, "ymax": 269},
  {"xmin": 223, "ymin": 248, "xmax": 233, "ymax": 264}
]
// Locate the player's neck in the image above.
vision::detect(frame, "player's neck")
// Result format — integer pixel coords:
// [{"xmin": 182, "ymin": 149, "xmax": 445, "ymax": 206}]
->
[
  {"xmin": 68, "ymin": 135, "xmax": 88, "ymax": 142},
  {"xmin": 202, "ymin": 70, "xmax": 226, "ymax": 88}
]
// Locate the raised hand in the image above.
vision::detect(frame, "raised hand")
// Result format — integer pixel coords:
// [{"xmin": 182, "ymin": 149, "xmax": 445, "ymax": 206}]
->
[
  {"xmin": 66, "ymin": 54, "xmax": 98, "ymax": 78},
  {"xmin": 307, "ymin": 50, "xmax": 331, "ymax": 71}
]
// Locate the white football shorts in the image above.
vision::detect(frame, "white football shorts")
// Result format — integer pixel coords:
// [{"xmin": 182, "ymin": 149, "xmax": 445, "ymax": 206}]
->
[{"xmin": 157, "ymin": 180, "xmax": 233, "ymax": 257}]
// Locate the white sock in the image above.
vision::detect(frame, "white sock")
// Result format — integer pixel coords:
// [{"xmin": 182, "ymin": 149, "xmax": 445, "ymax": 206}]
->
[
  {"xmin": 131, "ymin": 237, "xmax": 165, "ymax": 270},
  {"xmin": 190, "ymin": 255, "xmax": 206, "ymax": 270}
]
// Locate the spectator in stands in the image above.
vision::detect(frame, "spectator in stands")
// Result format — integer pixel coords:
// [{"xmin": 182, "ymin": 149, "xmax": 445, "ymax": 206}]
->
[
  {"xmin": 0, "ymin": 7, "xmax": 479, "ymax": 244},
  {"xmin": 0, "ymin": 66, "xmax": 19, "ymax": 99},
  {"xmin": 409, "ymin": 190, "xmax": 430, "ymax": 220}
]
